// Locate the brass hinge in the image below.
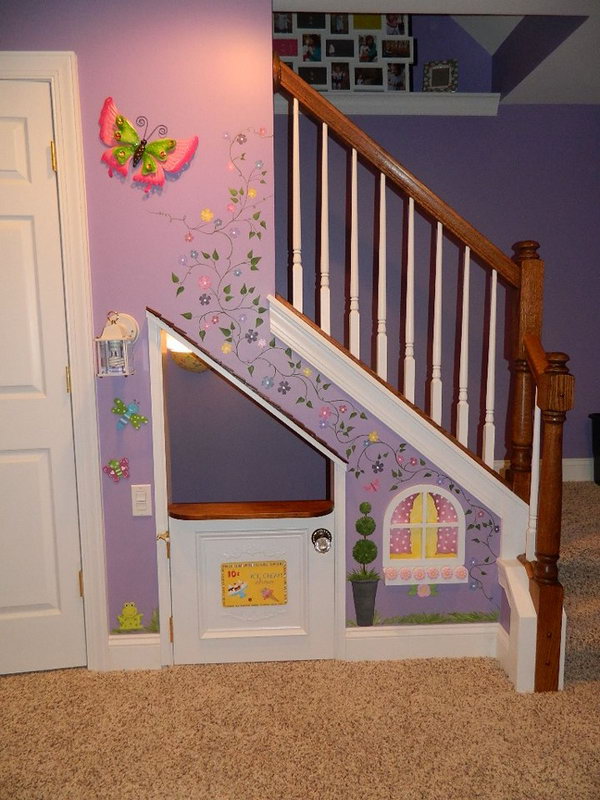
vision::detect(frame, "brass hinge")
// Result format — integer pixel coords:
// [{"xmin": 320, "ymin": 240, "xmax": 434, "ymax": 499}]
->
[
  {"xmin": 50, "ymin": 140, "xmax": 58, "ymax": 173},
  {"xmin": 78, "ymin": 569, "xmax": 84, "ymax": 597},
  {"xmin": 169, "ymin": 616, "xmax": 174, "ymax": 642},
  {"xmin": 65, "ymin": 365, "xmax": 72, "ymax": 393},
  {"xmin": 156, "ymin": 530, "xmax": 170, "ymax": 559}
]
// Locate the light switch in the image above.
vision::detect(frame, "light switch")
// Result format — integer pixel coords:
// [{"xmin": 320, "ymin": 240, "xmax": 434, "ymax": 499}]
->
[{"xmin": 131, "ymin": 484, "xmax": 152, "ymax": 516}]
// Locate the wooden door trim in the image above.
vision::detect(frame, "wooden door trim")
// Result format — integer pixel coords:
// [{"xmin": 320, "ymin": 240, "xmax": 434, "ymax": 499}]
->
[{"xmin": 0, "ymin": 51, "xmax": 109, "ymax": 669}]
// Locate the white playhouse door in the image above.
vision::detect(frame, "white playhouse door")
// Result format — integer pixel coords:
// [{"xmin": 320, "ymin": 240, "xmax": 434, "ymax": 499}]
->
[
  {"xmin": 169, "ymin": 512, "xmax": 335, "ymax": 664},
  {"xmin": 0, "ymin": 79, "xmax": 86, "ymax": 673}
]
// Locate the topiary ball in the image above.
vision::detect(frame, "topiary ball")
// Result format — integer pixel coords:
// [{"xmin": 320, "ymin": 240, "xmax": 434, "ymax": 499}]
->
[
  {"xmin": 352, "ymin": 538, "xmax": 377, "ymax": 565},
  {"xmin": 355, "ymin": 515, "xmax": 376, "ymax": 536}
]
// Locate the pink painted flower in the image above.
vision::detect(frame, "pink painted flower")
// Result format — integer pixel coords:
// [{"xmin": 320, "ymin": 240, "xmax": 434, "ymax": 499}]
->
[
  {"xmin": 427, "ymin": 567, "xmax": 439, "ymax": 580},
  {"xmin": 319, "ymin": 406, "xmax": 332, "ymax": 419},
  {"xmin": 227, "ymin": 203, "xmax": 235, "ymax": 213},
  {"xmin": 396, "ymin": 453, "xmax": 404, "ymax": 465},
  {"xmin": 211, "ymin": 315, "xmax": 220, "ymax": 325},
  {"xmin": 441, "ymin": 566, "xmax": 454, "ymax": 580},
  {"xmin": 259, "ymin": 127, "xmax": 267, "ymax": 137},
  {"xmin": 410, "ymin": 457, "xmax": 418, "ymax": 466},
  {"xmin": 383, "ymin": 567, "xmax": 398, "ymax": 580},
  {"xmin": 339, "ymin": 404, "xmax": 348, "ymax": 414},
  {"xmin": 198, "ymin": 275, "xmax": 212, "ymax": 290},
  {"xmin": 455, "ymin": 566, "xmax": 468, "ymax": 580},
  {"xmin": 258, "ymin": 338, "xmax": 267, "ymax": 348},
  {"xmin": 478, "ymin": 510, "xmax": 485, "ymax": 518},
  {"xmin": 412, "ymin": 567, "xmax": 426, "ymax": 581},
  {"xmin": 184, "ymin": 231, "xmax": 194, "ymax": 242},
  {"xmin": 202, "ymin": 321, "xmax": 211, "ymax": 330},
  {"xmin": 417, "ymin": 584, "xmax": 431, "ymax": 598}
]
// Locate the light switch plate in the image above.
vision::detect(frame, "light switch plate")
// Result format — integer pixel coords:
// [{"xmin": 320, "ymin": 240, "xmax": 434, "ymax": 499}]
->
[{"xmin": 131, "ymin": 484, "xmax": 152, "ymax": 516}]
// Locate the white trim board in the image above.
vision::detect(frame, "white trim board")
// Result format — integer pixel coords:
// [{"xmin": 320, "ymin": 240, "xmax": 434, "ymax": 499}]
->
[
  {"xmin": 0, "ymin": 52, "xmax": 109, "ymax": 670},
  {"xmin": 108, "ymin": 635, "xmax": 162, "ymax": 671},
  {"xmin": 345, "ymin": 622, "xmax": 498, "ymax": 660}
]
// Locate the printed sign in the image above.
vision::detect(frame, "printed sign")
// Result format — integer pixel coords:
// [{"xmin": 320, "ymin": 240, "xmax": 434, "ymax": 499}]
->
[{"xmin": 221, "ymin": 560, "xmax": 287, "ymax": 607}]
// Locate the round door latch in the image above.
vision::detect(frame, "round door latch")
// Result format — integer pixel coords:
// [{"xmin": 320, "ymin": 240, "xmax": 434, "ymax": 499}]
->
[{"xmin": 311, "ymin": 528, "xmax": 332, "ymax": 553}]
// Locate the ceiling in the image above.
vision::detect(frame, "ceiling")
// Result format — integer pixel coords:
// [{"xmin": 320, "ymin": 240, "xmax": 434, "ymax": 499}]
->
[{"xmin": 274, "ymin": 1, "xmax": 600, "ymax": 103}]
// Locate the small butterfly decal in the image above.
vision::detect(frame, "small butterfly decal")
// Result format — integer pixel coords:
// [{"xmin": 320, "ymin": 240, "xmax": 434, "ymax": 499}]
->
[
  {"xmin": 363, "ymin": 478, "xmax": 380, "ymax": 492},
  {"xmin": 103, "ymin": 457, "xmax": 130, "ymax": 483},
  {"xmin": 112, "ymin": 398, "xmax": 148, "ymax": 431},
  {"xmin": 98, "ymin": 97, "xmax": 198, "ymax": 193}
]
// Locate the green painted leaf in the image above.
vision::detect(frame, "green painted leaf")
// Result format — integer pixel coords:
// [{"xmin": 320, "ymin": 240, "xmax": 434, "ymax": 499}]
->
[
  {"xmin": 176, "ymin": 285, "xmax": 184, "ymax": 295},
  {"xmin": 229, "ymin": 188, "xmax": 238, "ymax": 195},
  {"xmin": 285, "ymin": 348, "xmax": 292, "ymax": 357},
  {"xmin": 248, "ymin": 365, "xmax": 254, "ymax": 376},
  {"xmin": 219, "ymin": 327, "xmax": 231, "ymax": 336},
  {"xmin": 198, "ymin": 330, "xmax": 206, "ymax": 340},
  {"xmin": 256, "ymin": 318, "xmax": 263, "ymax": 327},
  {"xmin": 171, "ymin": 272, "xmax": 180, "ymax": 283},
  {"xmin": 181, "ymin": 312, "xmax": 193, "ymax": 320},
  {"xmin": 223, "ymin": 285, "xmax": 231, "ymax": 294},
  {"xmin": 212, "ymin": 250, "xmax": 219, "ymax": 261},
  {"xmin": 252, "ymin": 212, "xmax": 260, "ymax": 220},
  {"xmin": 202, "ymin": 252, "xmax": 211, "ymax": 259},
  {"xmin": 360, "ymin": 412, "xmax": 367, "ymax": 420},
  {"xmin": 296, "ymin": 397, "xmax": 305, "ymax": 404},
  {"xmin": 240, "ymin": 284, "xmax": 247, "ymax": 295},
  {"xmin": 269, "ymin": 338, "xmax": 276, "ymax": 347},
  {"xmin": 306, "ymin": 401, "xmax": 313, "ymax": 408},
  {"xmin": 323, "ymin": 383, "xmax": 330, "ymax": 390}
]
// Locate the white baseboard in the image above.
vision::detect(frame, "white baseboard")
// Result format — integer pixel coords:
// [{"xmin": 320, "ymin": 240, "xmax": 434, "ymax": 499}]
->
[
  {"xmin": 494, "ymin": 457, "xmax": 594, "ymax": 482},
  {"xmin": 107, "ymin": 634, "xmax": 162, "ymax": 671},
  {"xmin": 344, "ymin": 622, "xmax": 498, "ymax": 661}
]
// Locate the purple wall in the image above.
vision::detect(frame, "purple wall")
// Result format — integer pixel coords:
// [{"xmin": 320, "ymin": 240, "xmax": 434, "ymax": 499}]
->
[{"xmin": 274, "ymin": 106, "xmax": 600, "ymax": 459}]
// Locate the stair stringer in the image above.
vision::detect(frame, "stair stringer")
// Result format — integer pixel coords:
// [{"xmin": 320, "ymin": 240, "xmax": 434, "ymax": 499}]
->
[{"xmin": 269, "ymin": 295, "xmax": 528, "ymax": 554}]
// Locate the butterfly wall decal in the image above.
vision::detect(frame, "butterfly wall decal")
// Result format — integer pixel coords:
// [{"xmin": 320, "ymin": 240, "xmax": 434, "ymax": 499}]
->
[
  {"xmin": 112, "ymin": 398, "xmax": 148, "ymax": 430},
  {"xmin": 103, "ymin": 457, "xmax": 130, "ymax": 483},
  {"xmin": 98, "ymin": 97, "xmax": 198, "ymax": 193}
]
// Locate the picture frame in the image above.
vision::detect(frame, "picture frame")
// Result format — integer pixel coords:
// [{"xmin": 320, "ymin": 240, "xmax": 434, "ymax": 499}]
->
[
  {"xmin": 423, "ymin": 60, "xmax": 458, "ymax": 93},
  {"xmin": 298, "ymin": 66, "xmax": 328, "ymax": 90}
]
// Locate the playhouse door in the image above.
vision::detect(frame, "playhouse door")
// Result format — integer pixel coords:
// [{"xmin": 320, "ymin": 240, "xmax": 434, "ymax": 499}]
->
[{"xmin": 169, "ymin": 510, "xmax": 335, "ymax": 664}]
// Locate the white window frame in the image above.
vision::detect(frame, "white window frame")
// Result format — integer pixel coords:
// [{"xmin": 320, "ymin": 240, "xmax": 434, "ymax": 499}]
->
[{"xmin": 382, "ymin": 485, "xmax": 467, "ymax": 586}]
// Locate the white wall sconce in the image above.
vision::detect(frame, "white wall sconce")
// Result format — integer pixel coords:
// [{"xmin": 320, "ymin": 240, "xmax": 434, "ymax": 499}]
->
[{"xmin": 95, "ymin": 311, "xmax": 139, "ymax": 377}]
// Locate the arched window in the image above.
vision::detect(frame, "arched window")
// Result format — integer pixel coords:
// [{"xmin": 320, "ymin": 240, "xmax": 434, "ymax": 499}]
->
[{"xmin": 382, "ymin": 486, "xmax": 467, "ymax": 586}]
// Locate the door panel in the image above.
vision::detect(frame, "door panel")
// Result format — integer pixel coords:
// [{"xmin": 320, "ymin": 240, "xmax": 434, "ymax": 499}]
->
[
  {"xmin": 0, "ymin": 79, "xmax": 86, "ymax": 674},
  {"xmin": 170, "ymin": 512, "xmax": 335, "ymax": 664}
]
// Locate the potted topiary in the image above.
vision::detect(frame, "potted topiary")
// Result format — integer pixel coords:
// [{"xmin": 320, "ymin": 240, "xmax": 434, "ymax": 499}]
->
[{"xmin": 348, "ymin": 501, "xmax": 380, "ymax": 626}]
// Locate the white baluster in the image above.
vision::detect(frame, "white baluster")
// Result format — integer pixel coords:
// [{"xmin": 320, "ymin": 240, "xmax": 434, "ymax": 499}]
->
[
  {"xmin": 404, "ymin": 197, "xmax": 415, "ymax": 402},
  {"xmin": 430, "ymin": 221, "xmax": 443, "ymax": 424},
  {"xmin": 292, "ymin": 98, "xmax": 303, "ymax": 313},
  {"xmin": 526, "ymin": 397, "xmax": 541, "ymax": 561},
  {"xmin": 376, "ymin": 173, "xmax": 387, "ymax": 380},
  {"xmin": 482, "ymin": 269, "xmax": 498, "ymax": 466},
  {"xmin": 456, "ymin": 246, "xmax": 470, "ymax": 446},
  {"xmin": 349, "ymin": 148, "xmax": 360, "ymax": 358},
  {"xmin": 319, "ymin": 122, "xmax": 330, "ymax": 335}
]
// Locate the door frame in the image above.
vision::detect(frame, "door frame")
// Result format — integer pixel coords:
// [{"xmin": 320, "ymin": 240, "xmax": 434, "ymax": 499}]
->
[
  {"xmin": 0, "ymin": 51, "xmax": 109, "ymax": 669},
  {"xmin": 146, "ymin": 311, "xmax": 348, "ymax": 666}
]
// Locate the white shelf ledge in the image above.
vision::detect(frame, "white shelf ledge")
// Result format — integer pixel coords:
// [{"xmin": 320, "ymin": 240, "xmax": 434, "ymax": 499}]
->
[{"xmin": 274, "ymin": 91, "xmax": 500, "ymax": 116}]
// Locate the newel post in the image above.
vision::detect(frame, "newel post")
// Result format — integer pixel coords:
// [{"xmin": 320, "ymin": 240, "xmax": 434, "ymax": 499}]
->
[
  {"xmin": 531, "ymin": 352, "xmax": 574, "ymax": 691},
  {"xmin": 507, "ymin": 241, "xmax": 544, "ymax": 502}
]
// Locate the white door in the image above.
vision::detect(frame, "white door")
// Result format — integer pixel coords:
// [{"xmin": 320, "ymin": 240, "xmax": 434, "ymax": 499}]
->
[
  {"xmin": 169, "ymin": 511, "xmax": 335, "ymax": 664},
  {"xmin": 0, "ymin": 79, "xmax": 86, "ymax": 674}
]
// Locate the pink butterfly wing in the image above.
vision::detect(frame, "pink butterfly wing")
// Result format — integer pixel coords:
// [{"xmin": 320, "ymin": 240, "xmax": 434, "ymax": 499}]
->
[
  {"xmin": 132, "ymin": 136, "xmax": 199, "ymax": 192},
  {"xmin": 98, "ymin": 97, "xmax": 130, "ymax": 177}
]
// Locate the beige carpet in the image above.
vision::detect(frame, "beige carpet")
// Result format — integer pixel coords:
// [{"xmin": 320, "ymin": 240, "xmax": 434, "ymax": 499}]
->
[{"xmin": 1, "ymin": 483, "xmax": 599, "ymax": 800}]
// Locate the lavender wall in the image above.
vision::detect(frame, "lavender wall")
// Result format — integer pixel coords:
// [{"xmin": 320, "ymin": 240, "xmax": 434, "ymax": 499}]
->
[
  {"xmin": 2, "ymin": 0, "xmax": 276, "ymax": 631},
  {"xmin": 274, "ymin": 106, "xmax": 600, "ymax": 459}
]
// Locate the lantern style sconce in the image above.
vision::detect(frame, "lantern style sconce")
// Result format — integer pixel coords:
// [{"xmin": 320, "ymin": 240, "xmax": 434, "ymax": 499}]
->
[{"xmin": 95, "ymin": 311, "xmax": 139, "ymax": 377}]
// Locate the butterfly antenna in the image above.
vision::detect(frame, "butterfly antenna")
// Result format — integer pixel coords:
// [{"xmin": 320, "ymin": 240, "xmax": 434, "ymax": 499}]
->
[
  {"xmin": 147, "ymin": 123, "xmax": 169, "ymax": 139},
  {"xmin": 135, "ymin": 115, "xmax": 150, "ymax": 138}
]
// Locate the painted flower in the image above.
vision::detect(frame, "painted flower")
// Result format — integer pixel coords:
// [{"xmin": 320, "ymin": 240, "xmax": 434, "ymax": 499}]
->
[
  {"xmin": 368, "ymin": 431, "xmax": 379, "ymax": 443},
  {"xmin": 190, "ymin": 250, "xmax": 199, "ymax": 259},
  {"xmin": 441, "ymin": 566, "xmax": 454, "ymax": 580},
  {"xmin": 339, "ymin": 404, "xmax": 347, "ymax": 414},
  {"xmin": 199, "ymin": 294, "xmax": 211, "ymax": 306},
  {"xmin": 278, "ymin": 380, "xmax": 291, "ymax": 395},
  {"xmin": 247, "ymin": 187, "xmax": 257, "ymax": 198},
  {"xmin": 200, "ymin": 208, "xmax": 214, "ymax": 222},
  {"xmin": 245, "ymin": 329, "xmax": 258, "ymax": 343},
  {"xmin": 198, "ymin": 275, "xmax": 212, "ymax": 290},
  {"xmin": 410, "ymin": 457, "xmax": 418, "ymax": 466},
  {"xmin": 302, "ymin": 367, "xmax": 312, "ymax": 377},
  {"xmin": 258, "ymin": 338, "xmax": 267, "ymax": 348},
  {"xmin": 417, "ymin": 584, "xmax": 431, "ymax": 598},
  {"xmin": 184, "ymin": 231, "xmax": 194, "ymax": 242},
  {"xmin": 221, "ymin": 342, "xmax": 233, "ymax": 354},
  {"xmin": 239, "ymin": 313, "xmax": 247, "ymax": 323},
  {"xmin": 399, "ymin": 568, "xmax": 412, "ymax": 581},
  {"xmin": 233, "ymin": 268, "xmax": 242, "ymax": 277},
  {"xmin": 227, "ymin": 203, "xmax": 236, "ymax": 213},
  {"xmin": 383, "ymin": 567, "xmax": 398, "ymax": 580},
  {"xmin": 494, "ymin": 525, "xmax": 500, "ymax": 533},
  {"xmin": 178, "ymin": 255, "xmax": 187, "ymax": 265},
  {"xmin": 236, "ymin": 133, "xmax": 247, "ymax": 145},
  {"xmin": 396, "ymin": 453, "xmax": 404, "ymax": 464},
  {"xmin": 227, "ymin": 161, "xmax": 235, "ymax": 172},
  {"xmin": 258, "ymin": 127, "xmax": 267, "ymax": 137},
  {"xmin": 262, "ymin": 376, "xmax": 274, "ymax": 389},
  {"xmin": 318, "ymin": 420, "xmax": 328, "ymax": 429},
  {"xmin": 372, "ymin": 460, "xmax": 384, "ymax": 474},
  {"xmin": 255, "ymin": 159, "xmax": 264, "ymax": 169},
  {"xmin": 455, "ymin": 566, "xmax": 468, "ymax": 580},
  {"xmin": 477, "ymin": 510, "xmax": 485, "ymax": 518},
  {"xmin": 412, "ymin": 567, "xmax": 426, "ymax": 581},
  {"xmin": 211, "ymin": 315, "xmax": 220, "ymax": 325},
  {"xmin": 231, "ymin": 228, "xmax": 240, "ymax": 238},
  {"xmin": 427, "ymin": 567, "xmax": 440, "ymax": 580},
  {"xmin": 214, "ymin": 218, "xmax": 223, "ymax": 228},
  {"xmin": 319, "ymin": 406, "xmax": 332, "ymax": 419},
  {"xmin": 202, "ymin": 321, "xmax": 211, "ymax": 330}
]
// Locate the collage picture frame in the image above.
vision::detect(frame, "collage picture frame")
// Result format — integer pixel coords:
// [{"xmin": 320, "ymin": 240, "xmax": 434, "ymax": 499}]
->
[{"xmin": 273, "ymin": 12, "xmax": 413, "ymax": 93}]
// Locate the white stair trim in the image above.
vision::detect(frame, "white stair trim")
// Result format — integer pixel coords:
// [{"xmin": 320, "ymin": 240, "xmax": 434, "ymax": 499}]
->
[
  {"xmin": 108, "ymin": 634, "xmax": 162, "ymax": 671},
  {"xmin": 269, "ymin": 295, "xmax": 528, "ymax": 558},
  {"xmin": 345, "ymin": 622, "xmax": 498, "ymax": 660}
]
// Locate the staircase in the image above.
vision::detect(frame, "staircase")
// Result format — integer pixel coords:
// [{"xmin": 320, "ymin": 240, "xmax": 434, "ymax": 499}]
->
[{"xmin": 272, "ymin": 55, "xmax": 574, "ymax": 692}]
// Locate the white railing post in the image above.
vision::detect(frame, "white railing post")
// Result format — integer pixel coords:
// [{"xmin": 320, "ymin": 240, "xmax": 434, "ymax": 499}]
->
[
  {"xmin": 319, "ymin": 122, "xmax": 331, "ymax": 335},
  {"xmin": 404, "ymin": 197, "xmax": 415, "ymax": 402},
  {"xmin": 456, "ymin": 246, "xmax": 470, "ymax": 446},
  {"xmin": 430, "ymin": 221, "xmax": 443, "ymax": 424},
  {"xmin": 482, "ymin": 269, "xmax": 498, "ymax": 466},
  {"xmin": 526, "ymin": 397, "xmax": 541, "ymax": 561},
  {"xmin": 376, "ymin": 172, "xmax": 387, "ymax": 380},
  {"xmin": 292, "ymin": 98, "xmax": 303, "ymax": 313},
  {"xmin": 349, "ymin": 148, "xmax": 360, "ymax": 358}
]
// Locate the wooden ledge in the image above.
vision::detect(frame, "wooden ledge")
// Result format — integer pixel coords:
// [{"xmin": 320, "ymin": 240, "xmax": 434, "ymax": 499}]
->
[{"xmin": 168, "ymin": 499, "xmax": 333, "ymax": 521}]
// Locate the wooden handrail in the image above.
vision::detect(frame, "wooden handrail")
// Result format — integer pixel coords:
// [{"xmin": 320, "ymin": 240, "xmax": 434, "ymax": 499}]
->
[{"xmin": 273, "ymin": 54, "xmax": 521, "ymax": 288}]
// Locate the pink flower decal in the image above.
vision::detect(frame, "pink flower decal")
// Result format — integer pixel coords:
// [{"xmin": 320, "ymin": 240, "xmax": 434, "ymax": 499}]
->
[
  {"xmin": 455, "ymin": 566, "xmax": 468, "ymax": 580},
  {"xmin": 198, "ymin": 275, "xmax": 212, "ymax": 290},
  {"xmin": 383, "ymin": 567, "xmax": 398, "ymax": 580},
  {"xmin": 417, "ymin": 584, "xmax": 431, "ymax": 598},
  {"xmin": 427, "ymin": 567, "xmax": 439, "ymax": 580},
  {"xmin": 441, "ymin": 566, "xmax": 454, "ymax": 580},
  {"xmin": 399, "ymin": 568, "xmax": 412, "ymax": 581},
  {"xmin": 412, "ymin": 567, "xmax": 426, "ymax": 581},
  {"xmin": 319, "ymin": 406, "xmax": 332, "ymax": 419}
]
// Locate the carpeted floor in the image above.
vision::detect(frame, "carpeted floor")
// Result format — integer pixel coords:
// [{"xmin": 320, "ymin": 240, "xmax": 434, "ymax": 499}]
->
[{"xmin": 1, "ymin": 483, "xmax": 599, "ymax": 800}]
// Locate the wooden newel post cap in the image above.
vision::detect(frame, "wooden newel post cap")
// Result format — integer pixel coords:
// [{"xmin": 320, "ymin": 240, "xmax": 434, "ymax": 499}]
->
[
  {"xmin": 546, "ymin": 352, "xmax": 570, "ymax": 373},
  {"xmin": 512, "ymin": 240, "xmax": 540, "ymax": 261}
]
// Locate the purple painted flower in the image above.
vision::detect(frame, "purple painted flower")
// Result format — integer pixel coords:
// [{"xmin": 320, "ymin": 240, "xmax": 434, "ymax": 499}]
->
[
  {"xmin": 190, "ymin": 250, "xmax": 199, "ymax": 259},
  {"xmin": 278, "ymin": 380, "xmax": 291, "ymax": 395},
  {"xmin": 318, "ymin": 419, "xmax": 328, "ymax": 429},
  {"xmin": 245, "ymin": 329, "xmax": 258, "ymax": 343},
  {"xmin": 262, "ymin": 376, "xmax": 274, "ymax": 389},
  {"xmin": 234, "ymin": 268, "xmax": 242, "ymax": 277},
  {"xmin": 236, "ymin": 133, "xmax": 247, "ymax": 145},
  {"xmin": 372, "ymin": 460, "xmax": 384, "ymax": 474},
  {"xmin": 199, "ymin": 294, "xmax": 211, "ymax": 306}
]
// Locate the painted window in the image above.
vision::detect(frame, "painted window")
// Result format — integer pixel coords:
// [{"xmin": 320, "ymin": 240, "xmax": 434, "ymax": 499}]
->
[{"xmin": 382, "ymin": 486, "xmax": 467, "ymax": 586}]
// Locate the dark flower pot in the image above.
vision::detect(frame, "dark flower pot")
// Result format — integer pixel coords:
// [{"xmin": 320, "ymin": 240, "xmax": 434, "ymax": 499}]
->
[{"xmin": 351, "ymin": 579, "xmax": 379, "ymax": 626}]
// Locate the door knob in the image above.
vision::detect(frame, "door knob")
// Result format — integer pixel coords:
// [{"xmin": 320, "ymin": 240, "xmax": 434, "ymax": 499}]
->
[{"xmin": 311, "ymin": 528, "xmax": 332, "ymax": 553}]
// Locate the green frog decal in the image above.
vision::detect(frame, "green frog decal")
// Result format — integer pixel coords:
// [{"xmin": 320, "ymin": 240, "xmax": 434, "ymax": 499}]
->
[{"xmin": 117, "ymin": 601, "xmax": 144, "ymax": 631}]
